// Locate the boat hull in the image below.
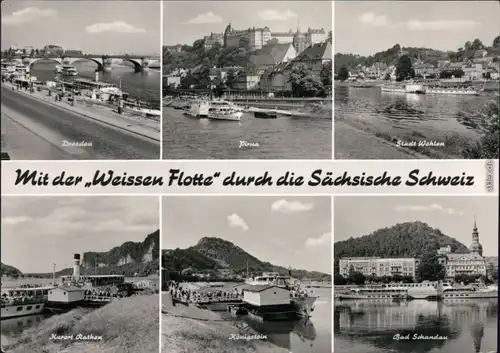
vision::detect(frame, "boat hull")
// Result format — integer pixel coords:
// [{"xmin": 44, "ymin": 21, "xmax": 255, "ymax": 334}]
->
[
  {"xmin": 1, "ymin": 303, "xmax": 45, "ymax": 319},
  {"xmin": 208, "ymin": 112, "xmax": 243, "ymax": 121},
  {"xmin": 292, "ymin": 296, "xmax": 317, "ymax": 317},
  {"xmin": 426, "ymin": 90, "xmax": 478, "ymax": 95},
  {"xmin": 442, "ymin": 291, "xmax": 498, "ymax": 299}
]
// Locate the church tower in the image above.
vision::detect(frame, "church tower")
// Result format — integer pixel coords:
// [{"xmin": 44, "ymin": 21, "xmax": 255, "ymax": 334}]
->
[
  {"xmin": 223, "ymin": 23, "xmax": 232, "ymax": 48},
  {"xmin": 469, "ymin": 215, "xmax": 483, "ymax": 257}
]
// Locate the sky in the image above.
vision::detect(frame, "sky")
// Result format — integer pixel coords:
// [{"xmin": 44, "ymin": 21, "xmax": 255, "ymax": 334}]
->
[
  {"xmin": 335, "ymin": 1, "xmax": 500, "ymax": 55},
  {"xmin": 163, "ymin": 1, "xmax": 332, "ymax": 46},
  {"xmin": 162, "ymin": 196, "xmax": 332, "ymax": 274},
  {"xmin": 1, "ymin": 197, "xmax": 159, "ymax": 273},
  {"xmin": 334, "ymin": 196, "xmax": 498, "ymax": 257},
  {"xmin": 1, "ymin": 1, "xmax": 160, "ymax": 55}
]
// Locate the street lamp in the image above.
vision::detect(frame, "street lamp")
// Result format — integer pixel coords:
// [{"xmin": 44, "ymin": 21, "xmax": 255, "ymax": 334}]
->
[{"xmin": 117, "ymin": 76, "xmax": 123, "ymax": 114}]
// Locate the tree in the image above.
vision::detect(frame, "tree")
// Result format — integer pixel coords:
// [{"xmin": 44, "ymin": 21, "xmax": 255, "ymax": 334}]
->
[
  {"xmin": 180, "ymin": 73, "xmax": 197, "ymax": 89},
  {"xmin": 320, "ymin": 61, "xmax": 332, "ymax": 87},
  {"xmin": 337, "ymin": 66, "xmax": 349, "ymax": 81},
  {"xmin": 327, "ymin": 31, "xmax": 332, "ymax": 44},
  {"xmin": 415, "ymin": 253, "xmax": 446, "ymax": 282},
  {"xmin": 395, "ymin": 55, "xmax": 415, "ymax": 81},
  {"xmin": 493, "ymin": 36, "xmax": 500, "ymax": 48},
  {"xmin": 334, "ymin": 273, "xmax": 347, "ymax": 285},
  {"xmin": 454, "ymin": 274, "xmax": 480, "ymax": 285},
  {"xmin": 463, "ymin": 94, "xmax": 499, "ymax": 159},
  {"xmin": 30, "ymin": 49, "xmax": 35, "ymax": 57},
  {"xmin": 225, "ymin": 69, "xmax": 236, "ymax": 89},
  {"xmin": 384, "ymin": 73, "xmax": 391, "ymax": 80},
  {"xmin": 192, "ymin": 39, "xmax": 205, "ymax": 52},
  {"xmin": 35, "ymin": 48, "xmax": 39, "ymax": 56},
  {"xmin": 348, "ymin": 271, "xmax": 366, "ymax": 285},
  {"xmin": 471, "ymin": 38, "xmax": 483, "ymax": 51}
]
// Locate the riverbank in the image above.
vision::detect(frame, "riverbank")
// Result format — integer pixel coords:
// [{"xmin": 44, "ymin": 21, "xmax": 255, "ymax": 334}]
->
[
  {"xmin": 3, "ymin": 294, "xmax": 159, "ymax": 353},
  {"xmin": 335, "ymin": 121, "xmax": 428, "ymax": 159},
  {"xmin": 161, "ymin": 292, "xmax": 288, "ymax": 353},
  {"xmin": 1, "ymin": 82, "xmax": 160, "ymax": 142}
]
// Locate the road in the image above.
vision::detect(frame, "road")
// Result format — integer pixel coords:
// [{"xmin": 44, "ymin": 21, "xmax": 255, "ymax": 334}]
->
[{"xmin": 1, "ymin": 87, "xmax": 160, "ymax": 160}]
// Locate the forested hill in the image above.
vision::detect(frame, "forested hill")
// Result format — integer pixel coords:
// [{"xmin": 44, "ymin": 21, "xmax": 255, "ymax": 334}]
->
[
  {"xmin": 1, "ymin": 263, "xmax": 23, "ymax": 277},
  {"xmin": 334, "ymin": 36, "xmax": 500, "ymax": 72},
  {"xmin": 163, "ymin": 40, "xmax": 253, "ymax": 73},
  {"xmin": 163, "ymin": 237, "xmax": 330, "ymax": 281},
  {"xmin": 334, "ymin": 44, "xmax": 447, "ymax": 72},
  {"xmin": 334, "ymin": 221, "xmax": 469, "ymax": 259}
]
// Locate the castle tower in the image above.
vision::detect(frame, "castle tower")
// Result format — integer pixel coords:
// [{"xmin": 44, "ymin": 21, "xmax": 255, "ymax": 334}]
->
[
  {"xmin": 223, "ymin": 23, "xmax": 232, "ymax": 48},
  {"xmin": 293, "ymin": 24, "xmax": 306, "ymax": 54},
  {"xmin": 469, "ymin": 215, "xmax": 483, "ymax": 257}
]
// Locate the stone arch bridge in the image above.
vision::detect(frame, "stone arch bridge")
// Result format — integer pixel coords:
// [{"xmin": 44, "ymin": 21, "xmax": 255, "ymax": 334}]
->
[{"xmin": 14, "ymin": 56, "xmax": 159, "ymax": 72}]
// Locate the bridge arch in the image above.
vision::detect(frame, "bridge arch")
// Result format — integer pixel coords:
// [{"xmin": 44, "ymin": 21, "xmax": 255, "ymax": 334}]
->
[
  {"xmin": 123, "ymin": 58, "xmax": 144, "ymax": 71},
  {"xmin": 65, "ymin": 58, "xmax": 104, "ymax": 72},
  {"xmin": 26, "ymin": 57, "xmax": 62, "ymax": 68}
]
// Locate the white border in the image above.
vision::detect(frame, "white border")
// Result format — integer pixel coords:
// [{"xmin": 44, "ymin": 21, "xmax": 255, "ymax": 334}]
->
[
  {"xmin": 158, "ymin": 194, "xmax": 162, "ymax": 353},
  {"xmin": 331, "ymin": 0, "xmax": 335, "ymax": 163},
  {"xmin": 330, "ymin": 194, "xmax": 334, "ymax": 353},
  {"xmin": 159, "ymin": 0, "xmax": 164, "ymax": 160}
]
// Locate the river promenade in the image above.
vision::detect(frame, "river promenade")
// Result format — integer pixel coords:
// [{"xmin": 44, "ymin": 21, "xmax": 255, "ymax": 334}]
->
[{"xmin": 1, "ymin": 82, "xmax": 160, "ymax": 159}]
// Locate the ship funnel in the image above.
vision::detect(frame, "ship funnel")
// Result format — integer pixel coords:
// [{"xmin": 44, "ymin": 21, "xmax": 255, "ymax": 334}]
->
[
  {"xmin": 73, "ymin": 253, "xmax": 81, "ymax": 279},
  {"xmin": 94, "ymin": 70, "xmax": 99, "ymax": 82}
]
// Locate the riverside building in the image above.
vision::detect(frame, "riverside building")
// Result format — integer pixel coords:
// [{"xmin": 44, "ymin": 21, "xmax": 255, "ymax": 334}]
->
[
  {"xmin": 338, "ymin": 218, "xmax": 487, "ymax": 281},
  {"xmin": 438, "ymin": 218, "xmax": 486, "ymax": 279},
  {"xmin": 338, "ymin": 257, "xmax": 418, "ymax": 279}
]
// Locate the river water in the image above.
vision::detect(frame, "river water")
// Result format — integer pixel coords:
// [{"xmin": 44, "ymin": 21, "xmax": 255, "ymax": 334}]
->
[
  {"xmin": 222, "ymin": 287, "xmax": 332, "ymax": 353},
  {"xmin": 162, "ymin": 107, "xmax": 332, "ymax": 159},
  {"xmin": 334, "ymin": 85, "xmax": 498, "ymax": 158},
  {"xmin": 29, "ymin": 61, "xmax": 161, "ymax": 108},
  {"xmin": 334, "ymin": 299, "xmax": 498, "ymax": 353}
]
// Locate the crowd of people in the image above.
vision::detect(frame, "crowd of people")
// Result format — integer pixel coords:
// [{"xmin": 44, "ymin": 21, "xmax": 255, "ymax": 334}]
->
[{"xmin": 166, "ymin": 280, "xmax": 243, "ymax": 304}]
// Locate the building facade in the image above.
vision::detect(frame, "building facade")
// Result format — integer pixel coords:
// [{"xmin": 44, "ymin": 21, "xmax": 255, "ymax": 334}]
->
[
  {"xmin": 438, "ymin": 218, "xmax": 486, "ymax": 279},
  {"xmin": 222, "ymin": 24, "xmax": 327, "ymax": 53},
  {"xmin": 224, "ymin": 24, "xmax": 272, "ymax": 51},
  {"xmin": 338, "ymin": 257, "xmax": 418, "ymax": 278}
]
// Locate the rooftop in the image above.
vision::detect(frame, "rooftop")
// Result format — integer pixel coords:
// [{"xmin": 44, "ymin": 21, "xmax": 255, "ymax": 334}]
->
[
  {"xmin": 244, "ymin": 285, "xmax": 280, "ymax": 293},
  {"xmin": 292, "ymin": 42, "xmax": 332, "ymax": 63}
]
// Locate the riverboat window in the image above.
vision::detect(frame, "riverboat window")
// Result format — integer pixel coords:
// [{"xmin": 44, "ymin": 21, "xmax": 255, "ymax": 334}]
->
[
  {"xmin": 16, "ymin": 307, "xmax": 23, "ymax": 311},
  {"xmin": 35, "ymin": 305, "xmax": 41, "ymax": 309},
  {"xmin": 26, "ymin": 306, "xmax": 32, "ymax": 310}
]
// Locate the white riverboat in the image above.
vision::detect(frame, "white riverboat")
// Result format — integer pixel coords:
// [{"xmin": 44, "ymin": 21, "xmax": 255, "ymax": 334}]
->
[
  {"xmin": 185, "ymin": 100, "xmax": 211, "ymax": 118},
  {"xmin": 245, "ymin": 272, "xmax": 318, "ymax": 317},
  {"xmin": 55, "ymin": 65, "xmax": 78, "ymax": 76},
  {"xmin": 336, "ymin": 281, "xmax": 447, "ymax": 301},
  {"xmin": 381, "ymin": 83, "xmax": 426, "ymax": 94},
  {"xmin": 123, "ymin": 100, "xmax": 161, "ymax": 120},
  {"xmin": 207, "ymin": 101, "xmax": 243, "ymax": 121},
  {"xmin": 426, "ymin": 87, "xmax": 479, "ymax": 95},
  {"xmin": 442, "ymin": 284, "xmax": 498, "ymax": 299},
  {"xmin": 1, "ymin": 287, "xmax": 48, "ymax": 320}
]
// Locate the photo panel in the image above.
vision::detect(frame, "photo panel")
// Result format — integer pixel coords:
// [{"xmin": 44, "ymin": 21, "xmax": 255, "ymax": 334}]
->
[
  {"xmin": 333, "ymin": 1, "xmax": 500, "ymax": 160},
  {"xmin": 333, "ymin": 195, "xmax": 498, "ymax": 353},
  {"xmin": 1, "ymin": 1, "xmax": 161, "ymax": 160},
  {"xmin": 161, "ymin": 196, "xmax": 332, "ymax": 353},
  {"xmin": 0, "ymin": 196, "xmax": 160, "ymax": 353},
  {"xmin": 162, "ymin": 1, "xmax": 333, "ymax": 159}
]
